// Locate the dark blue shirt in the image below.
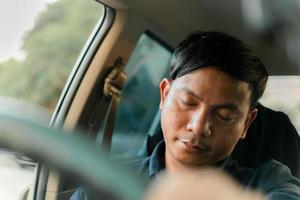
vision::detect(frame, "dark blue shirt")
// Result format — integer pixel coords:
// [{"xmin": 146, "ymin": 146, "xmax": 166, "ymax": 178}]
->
[{"xmin": 71, "ymin": 141, "xmax": 300, "ymax": 200}]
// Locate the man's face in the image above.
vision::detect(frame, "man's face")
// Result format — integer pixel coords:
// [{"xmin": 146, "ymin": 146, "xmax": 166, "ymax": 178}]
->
[{"xmin": 159, "ymin": 67, "xmax": 257, "ymax": 169}]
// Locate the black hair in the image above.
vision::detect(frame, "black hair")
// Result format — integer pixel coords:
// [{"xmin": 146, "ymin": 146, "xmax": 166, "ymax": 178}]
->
[{"xmin": 169, "ymin": 31, "xmax": 268, "ymax": 108}]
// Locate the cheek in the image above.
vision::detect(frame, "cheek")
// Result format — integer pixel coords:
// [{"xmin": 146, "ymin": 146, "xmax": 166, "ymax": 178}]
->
[
  {"xmin": 212, "ymin": 118, "xmax": 246, "ymax": 138},
  {"xmin": 213, "ymin": 117, "xmax": 246, "ymax": 136},
  {"xmin": 161, "ymin": 100, "xmax": 189, "ymax": 137},
  {"xmin": 211, "ymin": 123, "xmax": 245, "ymax": 151}
]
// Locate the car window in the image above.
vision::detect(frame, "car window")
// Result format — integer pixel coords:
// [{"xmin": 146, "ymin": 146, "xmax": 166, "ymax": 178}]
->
[
  {"xmin": 0, "ymin": 0, "xmax": 104, "ymax": 199},
  {"xmin": 111, "ymin": 32, "xmax": 172, "ymax": 158},
  {"xmin": 260, "ymin": 76, "xmax": 300, "ymax": 135}
]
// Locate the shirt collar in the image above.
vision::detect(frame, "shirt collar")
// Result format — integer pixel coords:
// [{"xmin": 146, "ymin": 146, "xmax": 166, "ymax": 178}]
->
[{"xmin": 148, "ymin": 140, "xmax": 165, "ymax": 178}]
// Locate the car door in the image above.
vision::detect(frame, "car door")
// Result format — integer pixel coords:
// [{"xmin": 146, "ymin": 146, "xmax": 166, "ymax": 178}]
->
[
  {"xmin": 18, "ymin": 1, "xmax": 174, "ymax": 199},
  {"xmin": 0, "ymin": 0, "xmax": 175, "ymax": 198}
]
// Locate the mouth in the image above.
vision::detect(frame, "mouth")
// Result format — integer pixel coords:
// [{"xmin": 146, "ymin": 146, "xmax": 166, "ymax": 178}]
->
[{"xmin": 179, "ymin": 140, "xmax": 211, "ymax": 154}]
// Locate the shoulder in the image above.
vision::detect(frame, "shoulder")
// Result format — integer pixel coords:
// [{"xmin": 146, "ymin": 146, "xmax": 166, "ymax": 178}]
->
[
  {"xmin": 250, "ymin": 159, "xmax": 295, "ymax": 184},
  {"xmin": 248, "ymin": 159, "xmax": 300, "ymax": 200}
]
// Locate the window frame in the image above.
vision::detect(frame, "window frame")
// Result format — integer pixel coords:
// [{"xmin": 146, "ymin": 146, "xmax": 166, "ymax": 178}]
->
[{"xmin": 32, "ymin": 4, "xmax": 115, "ymax": 200}]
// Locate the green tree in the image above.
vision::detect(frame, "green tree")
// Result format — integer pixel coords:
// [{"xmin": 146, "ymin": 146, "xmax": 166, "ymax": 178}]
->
[{"xmin": 0, "ymin": 0, "xmax": 103, "ymax": 110}]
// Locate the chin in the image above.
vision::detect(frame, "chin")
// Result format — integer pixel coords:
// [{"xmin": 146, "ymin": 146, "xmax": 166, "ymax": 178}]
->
[{"xmin": 176, "ymin": 154, "xmax": 211, "ymax": 167}]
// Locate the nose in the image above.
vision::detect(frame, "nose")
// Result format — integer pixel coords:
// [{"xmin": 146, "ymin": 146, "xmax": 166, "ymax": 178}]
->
[{"xmin": 186, "ymin": 109, "xmax": 211, "ymax": 137}]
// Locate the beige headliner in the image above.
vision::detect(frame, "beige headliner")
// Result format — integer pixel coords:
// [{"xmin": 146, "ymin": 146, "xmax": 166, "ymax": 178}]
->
[
  {"xmin": 100, "ymin": 0, "xmax": 299, "ymax": 74},
  {"xmin": 101, "ymin": 0, "xmax": 246, "ymax": 43}
]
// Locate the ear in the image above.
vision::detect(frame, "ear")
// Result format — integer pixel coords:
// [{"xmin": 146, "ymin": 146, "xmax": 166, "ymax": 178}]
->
[
  {"xmin": 240, "ymin": 108, "xmax": 257, "ymax": 139},
  {"xmin": 159, "ymin": 79, "xmax": 172, "ymax": 109}
]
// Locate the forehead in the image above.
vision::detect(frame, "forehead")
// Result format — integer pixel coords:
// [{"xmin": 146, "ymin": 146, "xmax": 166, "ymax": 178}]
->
[{"xmin": 172, "ymin": 67, "xmax": 251, "ymax": 105}]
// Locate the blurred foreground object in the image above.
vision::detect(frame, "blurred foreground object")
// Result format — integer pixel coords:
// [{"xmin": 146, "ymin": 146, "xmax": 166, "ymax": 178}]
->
[
  {"xmin": 144, "ymin": 169, "xmax": 266, "ymax": 200},
  {"xmin": 0, "ymin": 114, "xmax": 145, "ymax": 200}
]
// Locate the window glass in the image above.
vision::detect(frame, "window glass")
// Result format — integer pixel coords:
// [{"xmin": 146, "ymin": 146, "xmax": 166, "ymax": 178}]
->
[
  {"xmin": 260, "ymin": 76, "xmax": 300, "ymax": 135},
  {"xmin": 111, "ymin": 33, "xmax": 172, "ymax": 157},
  {"xmin": 0, "ymin": 0, "xmax": 104, "ymax": 199},
  {"xmin": 0, "ymin": 0, "xmax": 103, "ymax": 114}
]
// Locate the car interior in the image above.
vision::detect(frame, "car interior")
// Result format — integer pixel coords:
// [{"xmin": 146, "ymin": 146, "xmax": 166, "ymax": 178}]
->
[{"xmin": 0, "ymin": 0, "xmax": 300, "ymax": 200}]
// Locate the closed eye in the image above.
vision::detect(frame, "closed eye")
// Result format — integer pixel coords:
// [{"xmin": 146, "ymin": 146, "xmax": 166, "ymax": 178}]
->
[
  {"xmin": 214, "ymin": 109, "xmax": 237, "ymax": 123},
  {"xmin": 216, "ymin": 113, "xmax": 235, "ymax": 122},
  {"xmin": 179, "ymin": 97, "xmax": 198, "ymax": 107}
]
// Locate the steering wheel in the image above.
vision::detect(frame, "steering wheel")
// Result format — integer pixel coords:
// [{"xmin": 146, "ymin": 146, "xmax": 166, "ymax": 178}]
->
[{"xmin": 0, "ymin": 115, "xmax": 146, "ymax": 200}]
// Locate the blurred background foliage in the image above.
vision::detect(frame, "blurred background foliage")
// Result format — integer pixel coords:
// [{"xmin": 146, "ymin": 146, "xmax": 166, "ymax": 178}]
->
[{"xmin": 0, "ymin": 0, "xmax": 103, "ymax": 111}]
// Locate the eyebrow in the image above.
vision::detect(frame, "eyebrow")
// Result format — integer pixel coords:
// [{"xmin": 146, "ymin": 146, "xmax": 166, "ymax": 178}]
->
[
  {"xmin": 178, "ymin": 87, "xmax": 243, "ymax": 114},
  {"xmin": 178, "ymin": 87, "xmax": 201, "ymax": 100}
]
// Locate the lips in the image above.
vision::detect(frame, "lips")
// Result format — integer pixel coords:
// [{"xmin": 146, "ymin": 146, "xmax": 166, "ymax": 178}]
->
[{"xmin": 180, "ymin": 140, "xmax": 211, "ymax": 154}]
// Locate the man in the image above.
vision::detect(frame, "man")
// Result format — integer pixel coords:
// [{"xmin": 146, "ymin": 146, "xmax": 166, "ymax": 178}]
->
[
  {"xmin": 135, "ymin": 31, "xmax": 300, "ymax": 199},
  {"xmin": 71, "ymin": 31, "xmax": 300, "ymax": 199}
]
